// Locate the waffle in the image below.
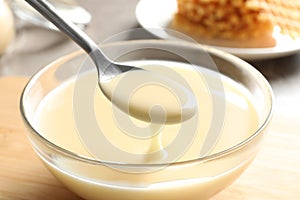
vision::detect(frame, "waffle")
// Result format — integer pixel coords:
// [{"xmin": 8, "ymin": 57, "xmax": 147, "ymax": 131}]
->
[
  {"xmin": 172, "ymin": 0, "xmax": 300, "ymax": 48},
  {"xmin": 267, "ymin": 0, "xmax": 300, "ymax": 39}
]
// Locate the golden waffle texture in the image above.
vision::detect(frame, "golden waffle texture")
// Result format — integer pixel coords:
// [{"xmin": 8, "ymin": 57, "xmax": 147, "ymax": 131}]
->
[
  {"xmin": 266, "ymin": 0, "xmax": 300, "ymax": 39},
  {"xmin": 173, "ymin": 0, "xmax": 300, "ymax": 47}
]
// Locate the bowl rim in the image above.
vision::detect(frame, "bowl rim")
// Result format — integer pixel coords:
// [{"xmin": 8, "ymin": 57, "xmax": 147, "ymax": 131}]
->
[{"xmin": 20, "ymin": 39, "xmax": 274, "ymax": 167}]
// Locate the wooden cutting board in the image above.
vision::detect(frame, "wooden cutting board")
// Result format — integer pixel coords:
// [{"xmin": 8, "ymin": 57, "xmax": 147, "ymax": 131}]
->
[{"xmin": 0, "ymin": 76, "xmax": 299, "ymax": 200}]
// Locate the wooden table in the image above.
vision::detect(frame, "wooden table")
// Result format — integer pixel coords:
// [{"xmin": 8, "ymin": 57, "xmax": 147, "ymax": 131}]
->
[{"xmin": 0, "ymin": 0, "xmax": 300, "ymax": 199}]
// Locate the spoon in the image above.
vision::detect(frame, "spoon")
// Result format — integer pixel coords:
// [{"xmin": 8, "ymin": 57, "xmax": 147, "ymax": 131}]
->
[
  {"xmin": 25, "ymin": 0, "xmax": 197, "ymax": 123},
  {"xmin": 25, "ymin": 0, "xmax": 139, "ymax": 80}
]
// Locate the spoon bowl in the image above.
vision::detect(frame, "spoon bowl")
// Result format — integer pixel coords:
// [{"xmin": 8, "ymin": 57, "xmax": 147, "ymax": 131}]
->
[{"xmin": 25, "ymin": 0, "xmax": 197, "ymax": 123}]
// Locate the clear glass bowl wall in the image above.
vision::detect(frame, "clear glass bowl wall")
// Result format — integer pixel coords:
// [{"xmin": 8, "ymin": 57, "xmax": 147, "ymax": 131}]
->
[{"xmin": 20, "ymin": 40, "xmax": 273, "ymax": 200}]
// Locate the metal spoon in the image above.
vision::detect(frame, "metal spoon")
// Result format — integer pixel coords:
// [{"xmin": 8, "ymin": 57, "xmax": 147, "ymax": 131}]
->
[
  {"xmin": 25, "ymin": 0, "xmax": 139, "ymax": 81},
  {"xmin": 25, "ymin": 0, "xmax": 197, "ymax": 123}
]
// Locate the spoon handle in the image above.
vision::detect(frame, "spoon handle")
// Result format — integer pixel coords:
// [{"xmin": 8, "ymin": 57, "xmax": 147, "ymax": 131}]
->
[{"xmin": 25, "ymin": 0, "xmax": 109, "ymax": 68}]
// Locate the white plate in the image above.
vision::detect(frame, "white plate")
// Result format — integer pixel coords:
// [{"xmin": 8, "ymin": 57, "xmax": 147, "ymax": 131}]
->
[{"xmin": 136, "ymin": 0, "xmax": 300, "ymax": 60}]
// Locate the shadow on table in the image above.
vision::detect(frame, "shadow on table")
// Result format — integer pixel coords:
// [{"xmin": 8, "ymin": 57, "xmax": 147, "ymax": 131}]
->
[{"xmin": 250, "ymin": 53, "xmax": 300, "ymax": 82}]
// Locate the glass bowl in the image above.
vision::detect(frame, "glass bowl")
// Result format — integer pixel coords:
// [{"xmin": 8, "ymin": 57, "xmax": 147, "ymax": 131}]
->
[{"xmin": 20, "ymin": 40, "xmax": 273, "ymax": 200}]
